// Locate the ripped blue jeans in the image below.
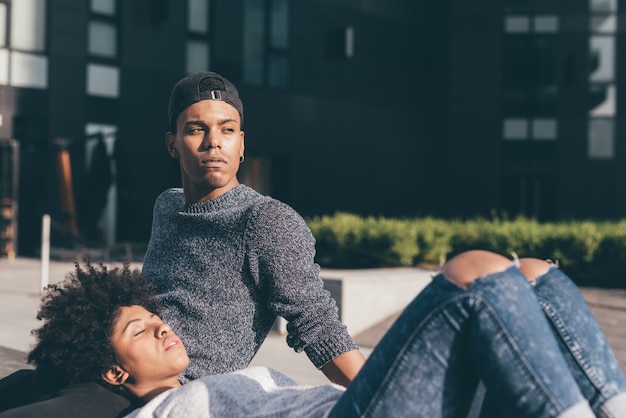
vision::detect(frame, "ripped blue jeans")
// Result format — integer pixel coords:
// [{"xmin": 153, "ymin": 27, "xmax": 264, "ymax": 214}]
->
[{"xmin": 328, "ymin": 265, "xmax": 626, "ymax": 418}]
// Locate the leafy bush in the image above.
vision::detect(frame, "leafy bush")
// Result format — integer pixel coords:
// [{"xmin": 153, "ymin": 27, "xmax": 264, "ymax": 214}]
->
[{"xmin": 306, "ymin": 213, "xmax": 626, "ymax": 287}]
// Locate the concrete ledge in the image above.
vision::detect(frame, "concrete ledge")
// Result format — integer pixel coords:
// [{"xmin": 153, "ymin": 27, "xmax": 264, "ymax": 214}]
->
[
  {"xmin": 0, "ymin": 346, "xmax": 32, "ymax": 378},
  {"xmin": 273, "ymin": 267, "xmax": 435, "ymax": 337}
]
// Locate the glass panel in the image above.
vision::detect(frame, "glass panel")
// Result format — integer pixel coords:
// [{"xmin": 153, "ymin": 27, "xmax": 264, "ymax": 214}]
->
[
  {"xmin": 270, "ymin": 0, "xmax": 289, "ymax": 49},
  {"xmin": 590, "ymin": 15, "xmax": 616, "ymax": 33},
  {"xmin": 86, "ymin": 63, "xmax": 119, "ymax": 98},
  {"xmin": 10, "ymin": 51, "xmax": 47, "ymax": 88},
  {"xmin": 10, "ymin": 0, "xmax": 46, "ymax": 51},
  {"xmin": 503, "ymin": 118, "xmax": 528, "ymax": 140},
  {"xmin": 0, "ymin": 48, "xmax": 8, "ymax": 84},
  {"xmin": 589, "ymin": 84, "xmax": 616, "ymax": 117},
  {"xmin": 534, "ymin": 16, "xmax": 559, "ymax": 33},
  {"xmin": 188, "ymin": 0, "xmax": 209, "ymax": 33},
  {"xmin": 590, "ymin": 0, "xmax": 616, "ymax": 13},
  {"xmin": 84, "ymin": 123, "xmax": 117, "ymax": 245},
  {"xmin": 185, "ymin": 40, "xmax": 210, "ymax": 74},
  {"xmin": 268, "ymin": 54, "xmax": 288, "ymax": 88},
  {"xmin": 88, "ymin": 21, "xmax": 117, "ymax": 57},
  {"xmin": 505, "ymin": 16, "xmax": 530, "ymax": 33},
  {"xmin": 91, "ymin": 0, "xmax": 116, "ymax": 16},
  {"xmin": 0, "ymin": 4, "xmax": 6, "ymax": 47},
  {"xmin": 589, "ymin": 36, "xmax": 614, "ymax": 82},
  {"xmin": 531, "ymin": 118, "xmax": 557, "ymax": 140},
  {"xmin": 345, "ymin": 26, "xmax": 354, "ymax": 58},
  {"xmin": 588, "ymin": 119, "xmax": 614, "ymax": 159},
  {"xmin": 243, "ymin": 0, "xmax": 265, "ymax": 85}
]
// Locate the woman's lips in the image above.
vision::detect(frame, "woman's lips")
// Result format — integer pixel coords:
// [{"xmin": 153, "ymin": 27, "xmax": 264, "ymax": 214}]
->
[{"xmin": 164, "ymin": 335, "xmax": 183, "ymax": 351}]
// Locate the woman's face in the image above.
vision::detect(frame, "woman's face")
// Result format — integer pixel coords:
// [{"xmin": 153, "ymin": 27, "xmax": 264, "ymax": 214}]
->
[{"xmin": 109, "ymin": 305, "xmax": 189, "ymax": 386}]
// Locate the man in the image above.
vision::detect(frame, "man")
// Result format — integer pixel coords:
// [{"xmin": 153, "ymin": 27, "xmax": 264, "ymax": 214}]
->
[{"xmin": 141, "ymin": 71, "xmax": 365, "ymax": 385}]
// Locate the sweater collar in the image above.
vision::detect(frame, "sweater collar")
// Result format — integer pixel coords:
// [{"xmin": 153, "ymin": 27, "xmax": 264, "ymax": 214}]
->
[{"xmin": 182, "ymin": 184, "xmax": 255, "ymax": 214}]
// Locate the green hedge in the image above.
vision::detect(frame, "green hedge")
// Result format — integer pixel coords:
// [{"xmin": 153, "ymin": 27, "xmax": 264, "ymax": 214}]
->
[{"xmin": 306, "ymin": 213, "xmax": 626, "ymax": 287}]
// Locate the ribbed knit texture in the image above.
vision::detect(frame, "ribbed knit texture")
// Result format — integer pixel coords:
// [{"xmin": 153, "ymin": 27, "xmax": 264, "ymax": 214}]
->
[{"xmin": 142, "ymin": 185, "xmax": 357, "ymax": 381}]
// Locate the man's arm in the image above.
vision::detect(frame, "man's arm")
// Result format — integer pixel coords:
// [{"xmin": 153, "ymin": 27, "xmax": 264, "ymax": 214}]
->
[{"xmin": 321, "ymin": 349, "xmax": 366, "ymax": 387}]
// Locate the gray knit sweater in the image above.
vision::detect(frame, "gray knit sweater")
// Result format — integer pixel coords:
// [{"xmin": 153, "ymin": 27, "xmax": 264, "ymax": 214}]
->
[
  {"xmin": 142, "ymin": 185, "xmax": 357, "ymax": 380},
  {"xmin": 126, "ymin": 367, "xmax": 344, "ymax": 418}
]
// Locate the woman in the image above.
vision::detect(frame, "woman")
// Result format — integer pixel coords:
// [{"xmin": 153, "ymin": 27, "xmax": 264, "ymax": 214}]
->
[{"xmin": 2, "ymin": 251, "xmax": 625, "ymax": 417}]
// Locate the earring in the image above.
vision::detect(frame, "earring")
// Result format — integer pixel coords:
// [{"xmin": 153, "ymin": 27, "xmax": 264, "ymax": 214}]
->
[{"xmin": 239, "ymin": 155, "xmax": 245, "ymax": 164}]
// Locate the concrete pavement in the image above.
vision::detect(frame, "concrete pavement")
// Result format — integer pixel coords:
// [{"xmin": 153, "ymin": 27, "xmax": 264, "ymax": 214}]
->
[{"xmin": 2, "ymin": 256, "xmax": 626, "ymax": 386}]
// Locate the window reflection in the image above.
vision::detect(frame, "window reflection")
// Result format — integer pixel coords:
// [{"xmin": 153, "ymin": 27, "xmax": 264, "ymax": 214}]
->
[
  {"xmin": 589, "ymin": 84, "xmax": 615, "ymax": 117},
  {"xmin": 590, "ymin": 0, "xmax": 616, "ymax": 13},
  {"xmin": 186, "ymin": 40, "xmax": 210, "ymax": 74},
  {"xmin": 10, "ymin": 51, "xmax": 47, "ymax": 88},
  {"xmin": 87, "ymin": 63, "xmax": 119, "ymax": 98},
  {"xmin": 243, "ymin": 0, "xmax": 290, "ymax": 88},
  {"xmin": 11, "ymin": 0, "xmax": 46, "ymax": 52},
  {"xmin": 0, "ymin": 4, "xmax": 6, "ymax": 47},
  {"xmin": 88, "ymin": 21, "xmax": 117, "ymax": 58},
  {"xmin": 589, "ymin": 37, "xmax": 614, "ymax": 82},
  {"xmin": 188, "ymin": 0, "xmax": 209, "ymax": 34},
  {"xmin": 588, "ymin": 119, "xmax": 614, "ymax": 159},
  {"xmin": 90, "ymin": 0, "xmax": 116, "ymax": 16}
]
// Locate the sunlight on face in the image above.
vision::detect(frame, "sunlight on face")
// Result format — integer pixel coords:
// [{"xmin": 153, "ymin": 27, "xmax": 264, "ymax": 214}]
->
[{"xmin": 110, "ymin": 306, "xmax": 190, "ymax": 385}]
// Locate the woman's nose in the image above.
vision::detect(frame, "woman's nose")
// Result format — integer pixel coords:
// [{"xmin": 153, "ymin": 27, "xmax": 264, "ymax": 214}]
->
[{"xmin": 156, "ymin": 322, "xmax": 172, "ymax": 338}]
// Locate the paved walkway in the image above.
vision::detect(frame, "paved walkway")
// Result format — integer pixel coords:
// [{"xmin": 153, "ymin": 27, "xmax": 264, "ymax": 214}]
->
[{"xmin": 1, "ymin": 257, "xmax": 625, "ymax": 386}]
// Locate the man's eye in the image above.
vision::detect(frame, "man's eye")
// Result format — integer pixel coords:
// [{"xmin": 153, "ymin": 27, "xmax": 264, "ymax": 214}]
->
[
  {"xmin": 187, "ymin": 127, "xmax": 204, "ymax": 134},
  {"xmin": 223, "ymin": 128, "xmax": 235, "ymax": 133},
  {"xmin": 134, "ymin": 329, "xmax": 145, "ymax": 336}
]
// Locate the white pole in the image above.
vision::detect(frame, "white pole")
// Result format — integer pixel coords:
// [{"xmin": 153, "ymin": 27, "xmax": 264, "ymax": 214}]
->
[{"xmin": 40, "ymin": 214, "xmax": 50, "ymax": 292}]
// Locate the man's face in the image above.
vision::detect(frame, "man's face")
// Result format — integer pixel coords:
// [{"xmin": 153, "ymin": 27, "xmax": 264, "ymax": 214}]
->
[
  {"xmin": 166, "ymin": 100, "xmax": 245, "ymax": 203},
  {"xmin": 110, "ymin": 305, "xmax": 189, "ymax": 386}
]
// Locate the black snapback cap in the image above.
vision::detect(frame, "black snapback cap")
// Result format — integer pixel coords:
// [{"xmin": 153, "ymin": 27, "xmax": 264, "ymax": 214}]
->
[{"xmin": 168, "ymin": 71, "xmax": 244, "ymax": 132}]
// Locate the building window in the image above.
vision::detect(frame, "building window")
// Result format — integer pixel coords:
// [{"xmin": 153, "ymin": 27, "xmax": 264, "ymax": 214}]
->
[
  {"xmin": 188, "ymin": 0, "xmax": 209, "ymax": 33},
  {"xmin": 90, "ymin": 0, "xmax": 116, "ymax": 16},
  {"xmin": 502, "ymin": 35, "xmax": 559, "ymax": 140},
  {"xmin": 185, "ymin": 0, "xmax": 211, "ymax": 73},
  {"xmin": 87, "ymin": 0, "xmax": 120, "ymax": 98},
  {"xmin": 10, "ymin": 51, "xmax": 47, "ymax": 88},
  {"xmin": 0, "ymin": 3, "xmax": 6, "ymax": 47},
  {"xmin": 10, "ymin": 0, "xmax": 46, "ymax": 52},
  {"xmin": 87, "ymin": 63, "xmax": 119, "ymax": 98},
  {"xmin": 588, "ymin": 119, "xmax": 614, "ymax": 159},
  {"xmin": 0, "ymin": 0, "xmax": 48, "ymax": 88},
  {"xmin": 503, "ymin": 118, "xmax": 557, "ymax": 141},
  {"xmin": 243, "ymin": 0, "xmax": 290, "ymax": 88},
  {"xmin": 588, "ymin": 0, "xmax": 617, "ymax": 159},
  {"xmin": 88, "ymin": 21, "xmax": 117, "ymax": 58},
  {"xmin": 504, "ymin": 15, "xmax": 559, "ymax": 34}
]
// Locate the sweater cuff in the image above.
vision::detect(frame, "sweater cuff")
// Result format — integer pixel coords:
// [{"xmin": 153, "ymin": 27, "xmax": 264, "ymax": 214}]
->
[{"xmin": 304, "ymin": 336, "xmax": 359, "ymax": 369}]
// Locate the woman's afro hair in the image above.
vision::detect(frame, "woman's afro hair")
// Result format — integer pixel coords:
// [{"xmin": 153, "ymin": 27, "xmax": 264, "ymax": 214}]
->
[{"xmin": 27, "ymin": 262, "xmax": 161, "ymax": 390}]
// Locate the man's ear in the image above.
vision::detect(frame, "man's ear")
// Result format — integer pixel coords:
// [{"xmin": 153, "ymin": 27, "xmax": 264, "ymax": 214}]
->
[
  {"xmin": 166, "ymin": 132, "xmax": 179, "ymax": 159},
  {"xmin": 101, "ymin": 365, "xmax": 129, "ymax": 386}
]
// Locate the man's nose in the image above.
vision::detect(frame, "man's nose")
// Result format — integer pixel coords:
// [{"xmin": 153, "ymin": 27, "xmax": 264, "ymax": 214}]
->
[{"xmin": 202, "ymin": 130, "xmax": 220, "ymax": 148}]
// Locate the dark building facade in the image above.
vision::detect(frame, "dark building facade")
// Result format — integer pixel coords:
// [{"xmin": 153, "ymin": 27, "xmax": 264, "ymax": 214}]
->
[{"xmin": 0, "ymin": 0, "xmax": 622, "ymax": 257}]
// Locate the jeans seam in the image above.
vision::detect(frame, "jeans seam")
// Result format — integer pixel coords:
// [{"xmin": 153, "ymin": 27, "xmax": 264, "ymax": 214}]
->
[
  {"xmin": 475, "ymin": 294, "xmax": 564, "ymax": 416},
  {"xmin": 538, "ymin": 298, "xmax": 607, "ymax": 397}
]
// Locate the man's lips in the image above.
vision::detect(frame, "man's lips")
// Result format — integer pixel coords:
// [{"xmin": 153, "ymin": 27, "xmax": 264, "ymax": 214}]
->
[
  {"xmin": 164, "ymin": 335, "xmax": 183, "ymax": 351},
  {"xmin": 201, "ymin": 157, "xmax": 226, "ymax": 168}
]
